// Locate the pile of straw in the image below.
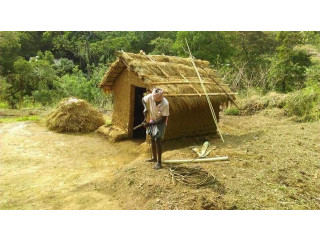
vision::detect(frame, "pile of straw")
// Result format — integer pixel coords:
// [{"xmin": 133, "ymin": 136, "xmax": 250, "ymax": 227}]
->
[
  {"xmin": 46, "ymin": 97, "xmax": 105, "ymax": 133},
  {"xmin": 97, "ymin": 125, "xmax": 128, "ymax": 141}
]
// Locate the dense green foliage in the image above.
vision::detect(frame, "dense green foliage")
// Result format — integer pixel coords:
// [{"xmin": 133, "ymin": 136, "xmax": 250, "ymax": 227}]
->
[
  {"xmin": 1, "ymin": 31, "xmax": 320, "ymax": 121},
  {"xmin": 285, "ymin": 66, "xmax": 320, "ymax": 121}
]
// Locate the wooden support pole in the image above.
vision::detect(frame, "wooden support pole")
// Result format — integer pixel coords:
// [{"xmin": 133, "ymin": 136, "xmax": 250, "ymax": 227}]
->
[
  {"xmin": 179, "ymin": 72, "xmax": 202, "ymax": 96},
  {"xmin": 146, "ymin": 55, "xmax": 170, "ymax": 78},
  {"xmin": 165, "ymin": 93, "xmax": 238, "ymax": 97},
  {"xmin": 200, "ymin": 67, "xmax": 241, "ymax": 110},
  {"xmin": 185, "ymin": 39, "xmax": 224, "ymax": 142},
  {"xmin": 163, "ymin": 156, "xmax": 229, "ymax": 164},
  {"xmin": 147, "ymin": 75, "xmax": 230, "ymax": 83},
  {"xmin": 148, "ymin": 81, "xmax": 229, "ymax": 85}
]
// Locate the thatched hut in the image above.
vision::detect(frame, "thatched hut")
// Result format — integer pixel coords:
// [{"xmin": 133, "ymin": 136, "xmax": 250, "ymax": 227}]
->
[{"xmin": 99, "ymin": 51, "xmax": 236, "ymax": 140}]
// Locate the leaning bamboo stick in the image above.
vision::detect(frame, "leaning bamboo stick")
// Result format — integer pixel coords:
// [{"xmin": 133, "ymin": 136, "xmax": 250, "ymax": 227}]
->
[
  {"xmin": 146, "ymin": 55, "xmax": 170, "ymax": 78},
  {"xmin": 165, "ymin": 93, "xmax": 238, "ymax": 97},
  {"xmin": 179, "ymin": 72, "xmax": 201, "ymax": 96},
  {"xmin": 163, "ymin": 156, "xmax": 229, "ymax": 164},
  {"xmin": 148, "ymin": 74, "xmax": 229, "ymax": 86},
  {"xmin": 148, "ymin": 81, "xmax": 228, "ymax": 85},
  {"xmin": 185, "ymin": 39, "xmax": 224, "ymax": 142},
  {"xmin": 200, "ymin": 67, "xmax": 241, "ymax": 110}
]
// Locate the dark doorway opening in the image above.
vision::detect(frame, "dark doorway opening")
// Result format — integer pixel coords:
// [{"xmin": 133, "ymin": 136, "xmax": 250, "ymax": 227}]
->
[{"xmin": 133, "ymin": 86, "xmax": 147, "ymax": 139}]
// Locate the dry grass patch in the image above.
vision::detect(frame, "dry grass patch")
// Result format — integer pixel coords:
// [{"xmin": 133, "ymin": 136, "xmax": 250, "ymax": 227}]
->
[
  {"xmin": 108, "ymin": 109, "xmax": 320, "ymax": 210},
  {"xmin": 239, "ymin": 92, "xmax": 288, "ymax": 115}
]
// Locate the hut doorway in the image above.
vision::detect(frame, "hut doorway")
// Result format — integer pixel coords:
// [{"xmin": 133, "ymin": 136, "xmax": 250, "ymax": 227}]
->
[{"xmin": 133, "ymin": 86, "xmax": 147, "ymax": 139}]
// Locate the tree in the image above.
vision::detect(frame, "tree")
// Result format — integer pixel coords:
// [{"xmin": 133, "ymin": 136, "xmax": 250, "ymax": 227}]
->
[
  {"xmin": 44, "ymin": 31, "xmax": 94, "ymax": 77},
  {"xmin": 149, "ymin": 37, "xmax": 175, "ymax": 55},
  {"xmin": 1, "ymin": 56, "xmax": 60, "ymax": 107},
  {"xmin": 18, "ymin": 31, "xmax": 53, "ymax": 60},
  {"xmin": 174, "ymin": 31, "xmax": 234, "ymax": 66},
  {"xmin": 90, "ymin": 31, "xmax": 138, "ymax": 64},
  {"xmin": 0, "ymin": 32, "xmax": 21, "ymax": 74},
  {"xmin": 268, "ymin": 32, "xmax": 311, "ymax": 92},
  {"xmin": 232, "ymin": 31, "xmax": 278, "ymax": 68}
]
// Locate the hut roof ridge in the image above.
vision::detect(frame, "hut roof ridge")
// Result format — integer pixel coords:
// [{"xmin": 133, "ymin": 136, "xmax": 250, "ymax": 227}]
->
[
  {"xmin": 99, "ymin": 51, "xmax": 236, "ymax": 105},
  {"xmin": 100, "ymin": 51, "xmax": 215, "ymax": 87}
]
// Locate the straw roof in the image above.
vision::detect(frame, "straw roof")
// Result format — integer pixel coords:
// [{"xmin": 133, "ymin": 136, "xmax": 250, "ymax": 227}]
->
[{"xmin": 100, "ymin": 51, "xmax": 236, "ymax": 111}]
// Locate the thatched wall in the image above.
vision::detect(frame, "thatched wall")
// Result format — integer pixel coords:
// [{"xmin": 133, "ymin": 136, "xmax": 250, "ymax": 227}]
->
[{"xmin": 164, "ymin": 99, "xmax": 219, "ymax": 139}]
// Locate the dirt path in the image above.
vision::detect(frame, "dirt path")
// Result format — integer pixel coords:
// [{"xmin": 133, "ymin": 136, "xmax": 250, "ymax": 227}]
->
[{"xmin": 0, "ymin": 121, "xmax": 143, "ymax": 209}]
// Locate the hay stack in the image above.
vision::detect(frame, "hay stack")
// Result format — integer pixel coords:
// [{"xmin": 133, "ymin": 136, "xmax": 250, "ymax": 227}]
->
[
  {"xmin": 46, "ymin": 97, "xmax": 105, "ymax": 133},
  {"xmin": 97, "ymin": 125, "xmax": 128, "ymax": 141}
]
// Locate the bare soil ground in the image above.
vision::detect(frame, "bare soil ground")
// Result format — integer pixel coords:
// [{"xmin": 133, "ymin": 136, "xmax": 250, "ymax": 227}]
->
[
  {"xmin": 0, "ymin": 108, "xmax": 319, "ymax": 209},
  {"xmin": 0, "ymin": 115, "xmax": 143, "ymax": 209},
  {"xmin": 109, "ymin": 109, "xmax": 320, "ymax": 210}
]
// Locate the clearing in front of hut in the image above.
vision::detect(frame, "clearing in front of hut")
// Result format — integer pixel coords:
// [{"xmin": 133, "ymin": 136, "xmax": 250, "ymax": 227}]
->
[{"xmin": 0, "ymin": 108, "xmax": 319, "ymax": 209}]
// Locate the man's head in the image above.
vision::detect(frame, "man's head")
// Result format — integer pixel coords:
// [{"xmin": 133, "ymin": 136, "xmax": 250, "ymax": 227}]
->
[{"xmin": 152, "ymin": 88, "xmax": 163, "ymax": 102}]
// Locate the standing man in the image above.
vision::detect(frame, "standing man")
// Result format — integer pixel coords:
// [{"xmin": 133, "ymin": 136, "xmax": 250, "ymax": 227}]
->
[{"xmin": 142, "ymin": 88, "xmax": 169, "ymax": 170}]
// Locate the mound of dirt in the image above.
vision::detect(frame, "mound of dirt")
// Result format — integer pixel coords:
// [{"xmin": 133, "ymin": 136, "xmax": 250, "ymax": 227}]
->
[
  {"xmin": 46, "ymin": 97, "xmax": 105, "ymax": 133},
  {"xmin": 107, "ymin": 154, "xmax": 226, "ymax": 210}
]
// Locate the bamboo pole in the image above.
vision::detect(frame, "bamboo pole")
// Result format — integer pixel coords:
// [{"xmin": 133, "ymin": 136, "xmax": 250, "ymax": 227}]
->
[
  {"xmin": 148, "ymin": 81, "xmax": 228, "ymax": 85},
  {"xmin": 148, "ymin": 75, "xmax": 229, "ymax": 83},
  {"xmin": 200, "ymin": 67, "xmax": 241, "ymax": 110},
  {"xmin": 185, "ymin": 39, "xmax": 224, "ymax": 142},
  {"xmin": 165, "ymin": 93, "xmax": 238, "ymax": 97},
  {"xmin": 146, "ymin": 55, "xmax": 170, "ymax": 78},
  {"xmin": 163, "ymin": 156, "xmax": 229, "ymax": 164},
  {"xmin": 179, "ymin": 72, "xmax": 201, "ymax": 96},
  {"xmin": 147, "ymin": 75, "xmax": 229, "ymax": 83}
]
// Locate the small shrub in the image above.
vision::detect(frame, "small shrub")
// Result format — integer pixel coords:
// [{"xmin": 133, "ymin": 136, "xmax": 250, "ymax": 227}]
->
[
  {"xmin": 0, "ymin": 101, "xmax": 9, "ymax": 109},
  {"xmin": 240, "ymin": 92, "xmax": 288, "ymax": 115},
  {"xmin": 285, "ymin": 83, "xmax": 320, "ymax": 121},
  {"xmin": 17, "ymin": 96, "xmax": 44, "ymax": 109},
  {"xmin": 224, "ymin": 107, "xmax": 240, "ymax": 115}
]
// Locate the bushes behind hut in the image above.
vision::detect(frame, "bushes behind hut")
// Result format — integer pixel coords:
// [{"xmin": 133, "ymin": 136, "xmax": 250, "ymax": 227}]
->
[
  {"xmin": 46, "ymin": 97, "xmax": 105, "ymax": 133},
  {"xmin": 239, "ymin": 91, "xmax": 288, "ymax": 115},
  {"xmin": 285, "ymin": 82, "xmax": 320, "ymax": 121},
  {"xmin": 228, "ymin": 86, "xmax": 320, "ymax": 122}
]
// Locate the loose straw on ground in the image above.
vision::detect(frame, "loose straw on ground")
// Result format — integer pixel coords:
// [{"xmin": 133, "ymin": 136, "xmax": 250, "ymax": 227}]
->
[
  {"xmin": 168, "ymin": 166, "xmax": 217, "ymax": 187},
  {"xmin": 185, "ymin": 39, "xmax": 224, "ymax": 142}
]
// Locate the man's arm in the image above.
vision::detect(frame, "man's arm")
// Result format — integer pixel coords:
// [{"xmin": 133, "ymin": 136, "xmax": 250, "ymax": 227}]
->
[
  {"xmin": 144, "ymin": 116, "xmax": 167, "ymax": 127},
  {"xmin": 142, "ymin": 98, "xmax": 147, "ymax": 120}
]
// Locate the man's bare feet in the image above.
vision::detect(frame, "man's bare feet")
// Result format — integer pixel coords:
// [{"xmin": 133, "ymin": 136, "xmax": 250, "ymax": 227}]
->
[
  {"xmin": 146, "ymin": 158, "xmax": 156, "ymax": 162},
  {"xmin": 153, "ymin": 163, "xmax": 163, "ymax": 170}
]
